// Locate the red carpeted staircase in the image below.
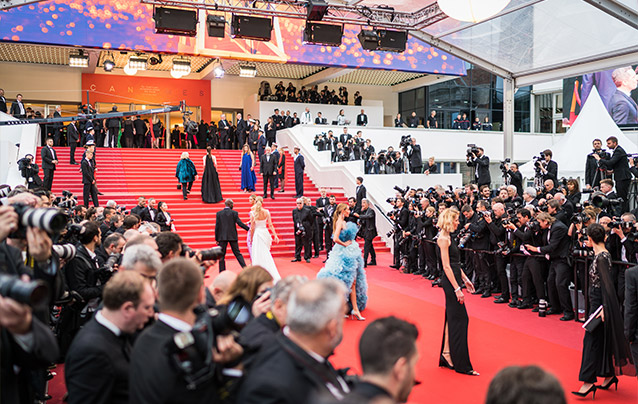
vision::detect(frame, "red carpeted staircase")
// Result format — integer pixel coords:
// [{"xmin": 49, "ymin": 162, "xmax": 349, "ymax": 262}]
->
[{"xmin": 37, "ymin": 147, "xmax": 390, "ymax": 257}]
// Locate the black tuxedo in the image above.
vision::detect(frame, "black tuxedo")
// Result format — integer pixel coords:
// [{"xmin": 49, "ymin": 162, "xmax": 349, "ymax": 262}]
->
[
  {"xmin": 248, "ymin": 129, "xmax": 259, "ymax": 152},
  {"xmin": 130, "ymin": 205, "xmax": 147, "ymax": 219},
  {"xmin": 355, "ymin": 184, "xmax": 366, "ymax": 212},
  {"xmin": 359, "ymin": 207, "xmax": 377, "ymax": 264},
  {"xmin": 507, "ymin": 169, "xmax": 524, "ymax": 197},
  {"xmin": 468, "ymin": 154, "xmax": 491, "ymax": 187},
  {"xmin": 323, "ymin": 203, "xmax": 337, "ymax": 253},
  {"xmin": 0, "ymin": 95, "xmax": 6, "ymax": 113},
  {"xmin": 238, "ymin": 334, "xmax": 349, "ymax": 404},
  {"xmin": 218, "ymin": 119, "xmax": 230, "ymax": 149},
  {"xmin": 599, "ymin": 145, "xmax": 632, "ymax": 212},
  {"xmin": 67, "ymin": 123, "xmax": 79, "ymax": 163},
  {"xmin": 356, "ymin": 114, "xmax": 368, "ymax": 126},
  {"xmin": 40, "ymin": 145, "xmax": 57, "ymax": 191},
  {"xmin": 339, "ymin": 133, "xmax": 352, "ymax": 145},
  {"xmin": 215, "ymin": 207, "xmax": 249, "ymax": 271},
  {"xmin": 293, "ymin": 207, "xmax": 313, "ymax": 260},
  {"xmin": 133, "ymin": 118, "xmax": 147, "ymax": 148},
  {"xmin": 394, "ymin": 117, "xmax": 405, "ymax": 127},
  {"xmin": 315, "ymin": 197, "xmax": 330, "ymax": 249},
  {"xmin": 81, "ymin": 157, "xmax": 99, "ymax": 207},
  {"xmin": 625, "ymin": 266, "xmax": 638, "ymax": 346},
  {"xmin": 542, "ymin": 160, "xmax": 558, "ymax": 186},
  {"xmin": 538, "ymin": 220, "xmax": 573, "ymax": 316},
  {"xmin": 260, "ymin": 153, "xmax": 278, "ymax": 198},
  {"xmin": 264, "ymin": 122, "xmax": 276, "ymax": 146},
  {"xmin": 294, "ymin": 154, "xmax": 305, "ymax": 198},
  {"xmin": 407, "ymin": 144, "xmax": 422, "ymax": 173},
  {"xmin": 65, "ymin": 316, "xmax": 131, "ymax": 404},
  {"xmin": 130, "ymin": 319, "xmax": 218, "ymax": 404},
  {"xmin": 236, "ymin": 119, "xmax": 248, "ymax": 147},
  {"xmin": 585, "ymin": 151, "xmax": 609, "ymax": 188},
  {"xmin": 238, "ymin": 313, "xmax": 280, "ymax": 367},
  {"xmin": 315, "ymin": 116, "xmax": 327, "ymax": 124},
  {"xmin": 10, "ymin": 100, "xmax": 25, "ymax": 118}
]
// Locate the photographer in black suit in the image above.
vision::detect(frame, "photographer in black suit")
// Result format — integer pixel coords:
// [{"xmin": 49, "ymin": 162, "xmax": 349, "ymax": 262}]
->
[
  {"xmin": 130, "ymin": 259, "xmax": 243, "ymax": 403},
  {"xmin": 585, "ymin": 139, "xmax": 610, "ymax": 189},
  {"xmin": 236, "ymin": 113, "xmax": 248, "ymax": 148},
  {"xmin": 466, "ymin": 146, "xmax": 491, "ymax": 187},
  {"xmin": 323, "ymin": 195, "xmax": 337, "ymax": 257},
  {"xmin": 260, "ymin": 146, "xmax": 277, "ymax": 199},
  {"xmin": 215, "ymin": 199, "xmax": 250, "ymax": 272},
  {"xmin": 359, "ymin": 199, "xmax": 377, "ymax": 267},
  {"xmin": 292, "ymin": 198, "xmax": 313, "ymax": 263},
  {"xmin": 355, "ymin": 177, "xmax": 366, "ymax": 212},
  {"xmin": 41, "ymin": 137, "xmax": 58, "ymax": 191},
  {"xmin": 68, "ymin": 121, "xmax": 79, "ymax": 164},
  {"xmin": 595, "ymin": 136, "xmax": 632, "ymax": 213},
  {"xmin": 81, "ymin": 149, "xmax": 99, "ymax": 208},
  {"xmin": 538, "ymin": 149, "xmax": 558, "ymax": 187},
  {"xmin": 407, "ymin": 137, "xmax": 422, "ymax": 173},
  {"xmin": 390, "ymin": 198, "xmax": 409, "ymax": 269},
  {"xmin": 626, "ymin": 265, "xmax": 638, "ymax": 372},
  {"xmin": 504, "ymin": 162, "xmax": 524, "ymax": 197},
  {"xmin": 315, "ymin": 189, "xmax": 330, "ymax": 251},
  {"xmin": 238, "ymin": 279, "xmax": 351, "ymax": 404},
  {"xmin": 65, "ymin": 271, "xmax": 155, "ymax": 404}
]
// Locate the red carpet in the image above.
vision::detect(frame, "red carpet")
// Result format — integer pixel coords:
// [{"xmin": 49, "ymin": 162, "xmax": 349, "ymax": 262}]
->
[{"xmin": 46, "ymin": 253, "xmax": 638, "ymax": 404}]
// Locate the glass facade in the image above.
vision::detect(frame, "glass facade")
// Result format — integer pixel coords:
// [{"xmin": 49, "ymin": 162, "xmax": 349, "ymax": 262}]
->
[{"xmin": 399, "ymin": 65, "xmax": 531, "ymax": 132}]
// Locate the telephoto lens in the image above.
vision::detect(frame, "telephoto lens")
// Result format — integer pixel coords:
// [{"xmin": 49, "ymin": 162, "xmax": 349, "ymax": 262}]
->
[
  {"xmin": 52, "ymin": 243, "xmax": 77, "ymax": 260},
  {"xmin": 0, "ymin": 274, "xmax": 49, "ymax": 306},
  {"xmin": 199, "ymin": 247, "xmax": 224, "ymax": 261},
  {"xmin": 12, "ymin": 203, "xmax": 68, "ymax": 233},
  {"xmin": 538, "ymin": 299, "xmax": 547, "ymax": 318}
]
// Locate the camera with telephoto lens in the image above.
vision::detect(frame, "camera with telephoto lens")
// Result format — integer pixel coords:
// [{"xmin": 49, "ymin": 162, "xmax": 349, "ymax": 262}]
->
[
  {"xmin": 457, "ymin": 229, "xmax": 475, "ymax": 248},
  {"xmin": 571, "ymin": 212, "xmax": 589, "ymax": 225},
  {"xmin": 399, "ymin": 135, "xmax": 412, "ymax": 149},
  {"xmin": 9, "ymin": 203, "xmax": 68, "ymax": 238},
  {"xmin": 608, "ymin": 220, "xmax": 635, "ymax": 230},
  {"xmin": 466, "ymin": 144, "xmax": 479, "ymax": 158},
  {"xmin": 0, "ymin": 185, "xmax": 11, "ymax": 198},
  {"xmin": 627, "ymin": 153, "xmax": 638, "ymax": 166},
  {"xmin": 533, "ymin": 152, "xmax": 546, "ymax": 169},
  {"xmin": 494, "ymin": 241, "xmax": 511, "ymax": 256},
  {"xmin": 394, "ymin": 185, "xmax": 409, "ymax": 196},
  {"xmin": 104, "ymin": 253, "xmax": 122, "ymax": 273},
  {"xmin": 0, "ymin": 274, "xmax": 49, "ymax": 307},
  {"xmin": 295, "ymin": 224, "xmax": 306, "ymax": 237},
  {"xmin": 52, "ymin": 243, "xmax": 77, "ymax": 261},
  {"xmin": 591, "ymin": 193, "xmax": 623, "ymax": 209},
  {"xmin": 200, "ymin": 247, "xmax": 224, "ymax": 261},
  {"xmin": 527, "ymin": 220, "xmax": 541, "ymax": 232},
  {"xmin": 499, "ymin": 158, "xmax": 511, "ymax": 172}
]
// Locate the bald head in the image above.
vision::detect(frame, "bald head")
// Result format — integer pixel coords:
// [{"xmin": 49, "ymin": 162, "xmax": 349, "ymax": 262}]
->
[{"xmin": 209, "ymin": 271, "xmax": 238, "ymax": 303}]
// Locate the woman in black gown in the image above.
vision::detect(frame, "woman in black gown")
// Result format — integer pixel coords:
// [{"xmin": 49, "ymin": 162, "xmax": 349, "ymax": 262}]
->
[
  {"xmin": 201, "ymin": 146, "xmax": 223, "ymax": 204},
  {"xmin": 437, "ymin": 208, "xmax": 479, "ymax": 376},
  {"xmin": 573, "ymin": 223, "xmax": 635, "ymax": 398}
]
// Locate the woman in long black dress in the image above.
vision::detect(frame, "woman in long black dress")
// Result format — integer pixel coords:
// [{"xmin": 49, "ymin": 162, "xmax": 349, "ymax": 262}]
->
[
  {"xmin": 201, "ymin": 146, "xmax": 223, "ymax": 204},
  {"xmin": 437, "ymin": 208, "xmax": 479, "ymax": 376},
  {"xmin": 573, "ymin": 223, "xmax": 635, "ymax": 398}
]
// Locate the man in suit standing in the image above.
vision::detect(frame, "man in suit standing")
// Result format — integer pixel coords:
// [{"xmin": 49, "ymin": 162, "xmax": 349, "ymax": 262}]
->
[
  {"xmin": 407, "ymin": 137, "xmax": 422, "ymax": 174},
  {"xmin": 260, "ymin": 146, "xmax": 277, "ymax": 199},
  {"xmin": 0, "ymin": 88, "xmax": 7, "ymax": 113},
  {"xmin": 291, "ymin": 112, "xmax": 300, "ymax": 127},
  {"xmin": 10, "ymin": 93, "xmax": 26, "ymax": 118},
  {"xmin": 106, "ymin": 106, "xmax": 121, "ymax": 148},
  {"xmin": 275, "ymin": 144, "xmax": 286, "ymax": 193},
  {"xmin": 408, "ymin": 112, "xmax": 419, "ymax": 128},
  {"xmin": 626, "ymin": 265, "xmax": 638, "ymax": 372},
  {"xmin": 236, "ymin": 113, "xmax": 248, "ymax": 148},
  {"xmin": 248, "ymin": 121, "xmax": 260, "ymax": 154},
  {"xmin": 67, "ymin": 121, "xmax": 79, "ymax": 164},
  {"xmin": 356, "ymin": 109, "xmax": 368, "ymax": 126},
  {"xmin": 315, "ymin": 112, "xmax": 327, "ymax": 124},
  {"xmin": 359, "ymin": 199, "xmax": 377, "ymax": 267},
  {"xmin": 65, "ymin": 271, "xmax": 155, "ymax": 404},
  {"xmin": 315, "ymin": 188, "xmax": 330, "ymax": 251},
  {"xmin": 355, "ymin": 177, "xmax": 366, "ymax": 212},
  {"xmin": 133, "ymin": 115, "xmax": 147, "ymax": 148},
  {"xmin": 339, "ymin": 127, "xmax": 351, "ymax": 145},
  {"xmin": 608, "ymin": 66, "xmax": 638, "ymax": 125},
  {"xmin": 215, "ymin": 199, "xmax": 250, "ymax": 272},
  {"xmin": 131, "ymin": 259, "xmax": 243, "ymax": 403},
  {"xmin": 82, "ymin": 149, "xmax": 99, "ymax": 207},
  {"xmin": 596, "ymin": 136, "xmax": 632, "ymax": 213},
  {"xmin": 41, "ymin": 137, "xmax": 58, "ymax": 191},
  {"xmin": 130, "ymin": 197, "xmax": 148, "ymax": 218},
  {"xmin": 538, "ymin": 149, "xmax": 558, "ymax": 187},
  {"xmin": 466, "ymin": 147, "xmax": 491, "ymax": 188},
  {"xmin": 323, "ymin": 195, "xmax": 337, "ymax": 258},
  {"xmin": 218, "ymin": 113, "xmax": 231, "ymax": 149},
  {"xmin": 264, "ymin": 117, "xmax": 276, "ymax": 147},
  {"xmin": 238, "ymin": 279, "xmax": 351, "ymax": 404},
  {"xmin": 293, "ymin": 146, "xmax": 305, "ymax": 198},
  {"xmin": 292, "ymin": 198, "xmax": 313, "ymax": 263},
  {"xmin": 257, "ymin": 130, "xmax": 267, "ymax": 159}
]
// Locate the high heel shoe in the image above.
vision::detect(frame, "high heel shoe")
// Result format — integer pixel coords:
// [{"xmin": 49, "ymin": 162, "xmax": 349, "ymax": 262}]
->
[
  {"xmin": 599, "ymin": 376, "xmax": 618, "ymax": 391},
  {"xmin": 350, "ymin": 310, "xmax": 366, "ymax": 321},
  {"xmin": 571, "ymin": 384, "xmax": 597, "ymax": 399},
  {"xmin": 439, "ymin": 353, "xmax": 454, "ymax": 370}
]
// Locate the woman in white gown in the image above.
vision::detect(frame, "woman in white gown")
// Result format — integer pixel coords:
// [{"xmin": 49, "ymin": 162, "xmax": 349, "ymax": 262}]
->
[
  {"xmin": 247, "ymin": 194, "xmax": 257, "ymax": 258},
  {"xmin": 250, "ymin": 197, "xmax": 281, "ymax": 281}
]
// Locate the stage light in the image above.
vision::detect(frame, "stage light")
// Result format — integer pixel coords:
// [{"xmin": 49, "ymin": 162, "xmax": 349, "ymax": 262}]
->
[
  {"xmin": 103, "ymin": 54, "xmax": 115, "ymax": 72},
  {"xmin": 212, "ymin": 58, "xmax": 224, "ymax": 78},
  {"xmin": 239, "ymin": 65, "xmax": 257, "ymax": 78},
  {"xmin": 307, "ymin": 0, "xmax": 329, "ymax": 21},
  {"xmin": 207, "ymin": 14, "xmax": 226, "ymax": 38},
  {"xmin": 123, "ymin": 62, "xmax": 137, "ymax": 76},
  {"xmin": 149, "ymin": 55, "xmax": 163, "ymax": 66},
  {"xmin": 357, "ymin": 29, "xmax": 407, "ymax": 52},
  {"xmin": 128, "ymin": 55, "xmax": 148, "ymax": 71},
  {"xmin": 303, "ymin": 22, "xmax": 342, "ymax": 47},
  {"xmin": 69, "ymin": 50, "xmax": 89, "ymax": 68},
  {"xmin": 437, "ymin": 0, "xmax": 511, "ymax": 23},
  {"xmin": 172, "ymin": 57, "xmax": 191, "ymax": 77},
  {"xmin": 170, "ymin": 69, "xmax": 184, "ymax": 79}
]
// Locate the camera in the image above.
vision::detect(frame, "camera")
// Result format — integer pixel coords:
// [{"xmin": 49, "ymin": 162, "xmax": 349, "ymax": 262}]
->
[
  {"xmin": 296, "ymin": 224, "xmax": 306, "ymax": 237},
  {"xmin": 10, "ymin": 203, "xmax": 68, "ymax": 236},
  {"xmin": 457, "ymin": 229, "xmax": 474, "ymax": 248},
  {"xmin": 527, "ymin": 220, "xmax": 541, "ymax": 232},
  {"xmin": 104, "ymin": 253, "xmax": 122, "ymax": 272},
  {"xmin": 494, "ymin": 241, "xmax": 511, "ymax": 255},
  {"xmin": 591, "ymin": 193, "xmax": 623, "ymax": 209},
  {"xmin": 399, "ymin": 135, "xmax": 412, "ymax": 149},
  {"xmin": 52, "ymin": 243, "xmax": 77, "ymax": 261},
  {"xmin": 0, "ymin": 274, "xmax": 49, "ymax": 307},
  {"xmin": 533, "ymin": 152, "xmax": 546, "ymax": 171},
  {"xmin": 608, "ymin": 220, "xmax": 634, "ymax": 230},
  {"xmin": 466, "ymin": 144, "xmax": 479, "ymax": 158},
  {"xmin": 200, "ymin": 247, "xmax": 224, "ymax": 261},
  {"xmin": 62, "ymin": 190, "xmax": 73, "ymax": 198},
  {"xmin": 499, "ymin": 158, "xmax": 510, "ymax": 172},
  {"xmin": 394, "ymin": 185, "xmax": 409, "ymax": 196},
  {"xmin": 571, "ymin": 212, "xmax": 589, "ymax": 225},
  {"xmin": 629, "ymin": 153, "xmax": 638, "ymax": 166}
]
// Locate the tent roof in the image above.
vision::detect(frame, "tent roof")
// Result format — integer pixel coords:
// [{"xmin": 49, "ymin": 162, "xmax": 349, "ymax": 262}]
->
[{"xmin": 518, "ymin": 86, "xmax": 635, "ymax": 180}]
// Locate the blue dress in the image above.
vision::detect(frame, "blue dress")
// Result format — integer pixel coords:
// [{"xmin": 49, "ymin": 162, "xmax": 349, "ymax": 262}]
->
[
  {"xmin": 240, "ymin": 152, "xmax": 256, "ymax": 191},
  {"xmin": 317, "ymin": 222, "xmax": 368, "ymax": 310}
]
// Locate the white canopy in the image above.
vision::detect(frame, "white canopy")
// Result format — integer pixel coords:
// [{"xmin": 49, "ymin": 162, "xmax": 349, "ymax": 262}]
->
[{"xmin": 519, "ymin": 86, "xmax": 635, "ymax": 180}]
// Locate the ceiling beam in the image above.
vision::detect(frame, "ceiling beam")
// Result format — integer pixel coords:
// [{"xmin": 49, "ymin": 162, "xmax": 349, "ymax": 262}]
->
[
  {"xmin": 514, "ymin": 46, "xmax": 638, "ymax": 87},
  {"xmin": 408, "ymin": 30, "xmax": 513, "ymax": 79},
  {"xmin": 302, "ymin": 68, "xmax": 353, "ymax": 87},
  {"xmin": 582, "ymin": 0, "xmax": 638, "ymax": 30},
  {"xmin": 0, "ymin": 0, "xmax": 45, "ymax": 10}
]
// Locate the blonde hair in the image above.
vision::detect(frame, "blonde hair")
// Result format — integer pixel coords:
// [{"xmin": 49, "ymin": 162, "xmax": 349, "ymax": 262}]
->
[
  {"xmin": 218, "ymin": 266, "xmax": 273, "ymax": 305},
  {"xmin": 242, "ymin": 144, "xmax": 250, "ymax": 155},
  {"xmin": 333, "ymin": 203, "xmax": 348, "ymax": 233},
  {"xmin": 438, "ymin": 208, "xmax": 459, "ymax": 233},
  {"xmin": 248, "ymin": 194, "xmax": 257, "ymax": 204},
  {"xmin": 252, "ymin": 196, "xmax": 264, "ymax": 217},
  {"xmin": 180, "ymin": 152, "xmax": 189, "ymax": 160}
]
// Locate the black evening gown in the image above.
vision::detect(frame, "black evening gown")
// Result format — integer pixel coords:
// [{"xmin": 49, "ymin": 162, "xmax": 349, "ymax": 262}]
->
[
  {"xmin": 578, "ymin": 251, "xmax": 635, "ymax": 382},
  {"xmin": 201, "ymin": 154, "xmax": 223, "ymax": 204},
  {"xmin": 439, "ymin": 240, "xmax": 474, "ymax": 374}
]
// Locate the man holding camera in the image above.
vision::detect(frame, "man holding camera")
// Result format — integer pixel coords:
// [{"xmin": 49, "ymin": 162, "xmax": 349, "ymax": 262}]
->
[
  {"xmin": 323, "ymin": 195, "xmax": 337, "ymax": 257},
  {"xmin": 359, "ymin": 199, "xmax": 378, "ymax": 268},
  {"xmin": 292, "ymin": 198, "xmax": 313, "ymax": 263},
  {"xmin": 503, "ymin": 162, "xmax": 523, "ymax": 197},
  {"xmin": 485, "ymin": 203, "xmax": 510, "ymax": 304},
  {"xmin": 466, "ymin": 146, "xmax": 491, "ymax": 188},
  {"xmin": 130, "ymin": 259, "xmax": 243, "ymax": 404},
  {"xmin": 65, "ymin": 271, "xmax": 155, "ymax": 404},
  {"xmin": 18, "ymin": 154, "xmax": 42, "ymax": 190},
  {"xmin": 81, "ymin": 148, "xmax": 99, "ymax": 208},
  {"xmin": 585, "ymin": 139, "xmax": 610, "ymax": 189},
  {"xmin": 463, "ymin": 202, "xmax": 492, "ymax": 297},
  {"xmin": 390, "ymin": 198, "xmax": 409, "ymax": 270},
  {"xmin": 407, "ymin": 137, "xmax": 422, "ymax": 174},
  {"xmin": 595, "ymin": 136, "xmax": 632, "ymax": 213},
  {"xmin": 607, "ymin": 212, "xmax": 638, "ymax": 304}
]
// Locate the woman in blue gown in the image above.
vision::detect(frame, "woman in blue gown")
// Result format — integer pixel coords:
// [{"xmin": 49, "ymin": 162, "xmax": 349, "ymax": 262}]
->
[
  {"xmin": 317, "ymin": 203, "xmax": 367, "ymax": 320},
  {"xmin": 240, "ymin": 144, "xmax": 256, "ymax": 192}
]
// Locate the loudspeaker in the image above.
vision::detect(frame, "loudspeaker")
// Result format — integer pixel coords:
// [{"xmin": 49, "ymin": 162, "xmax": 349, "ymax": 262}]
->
[
  {"xmin": 303, "ymin": 22, "xmax": 342, "ymax": 47},
  {"xmin": 357, "ymin": 29, "xmax": 379, "ymax": 51},
  {"xmin": 207, "ymin": 15, "xmax": 225, "ymax": 38},
  {"xmin": 307, "ymin": 0, "xmax": 329, "ymax": 21},
  {"xmin": 154, "ymin": 7, "xmax": 197, "ymax": 37},
  {"xmin": 231, "ymin": 15, "xmax": 272, "ymax": 41},
  {"xmin": 377, "ymin": 29, "xmax": 407, "ymax": 52}
]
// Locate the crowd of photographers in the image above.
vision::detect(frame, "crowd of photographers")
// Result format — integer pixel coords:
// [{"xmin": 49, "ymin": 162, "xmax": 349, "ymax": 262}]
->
[
  {"xmin": 314, "ymin": 129, "xmax": 436, "ymax": 175},
  {"xmin": 382, "ymin": 136, "xmax": 638, "ymax": 327}
]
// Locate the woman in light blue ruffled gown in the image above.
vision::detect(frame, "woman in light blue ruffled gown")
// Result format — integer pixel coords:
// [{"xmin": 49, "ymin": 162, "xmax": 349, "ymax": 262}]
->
[{"xmin": 317, "ymin": 203, "xmax": 368, "ymax": 320}]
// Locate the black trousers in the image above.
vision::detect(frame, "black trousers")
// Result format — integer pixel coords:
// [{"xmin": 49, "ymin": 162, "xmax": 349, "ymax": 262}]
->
[
  {"xmin": 278, "ymin": 173, "xmax": 285, "ymax": 191},
  {"xmin": 295, "ymin": 173, "xmax": 304, "ymax": 197},
  {"xmin": 325, "ymin": 226, "xmax": 333, "ymax": 255},
  {"xmin": 523, "ymin": 257, "xmax": 547, "ymax": 301},
  {"xmin": 410, "ymin": 166, "xmax": 422, "ymax": 174},
  {"xmin": 494, "ymin": 255, "xmax": 510, "ymax": 299},
  {"xmin": 315, "ymin": 218, "xmax": 324, "ymax": 249},
  {"xmin": 266, "ymin": 135, "xmax": 276, "ymax": 147},
  {"xmin": 294, "ymin": 232, "xmax": 311, "ymax": 260},
  {"xmin": 616, "ymin": 178, "xmax": 631, "ymax": 213},
  {"xmin": 69, "ymin": 142, "xmax": 77, "ymax": 163},
  {"xmin": 311, "ymin": 224, "xmax": 320, "ymax": 256},
  {"xmin": 82, "ymin": 183, "xmax": 99, "ymax": 207},
  {"xmin": 43, "ymin": 169, "xmax": 54, "ymax": 191},
  {"xmin": 547, "ymin": 258, "xmax": 573, "ymax": 315},
  {"xmin": 217, "ymin": 240, "xmax": 246, "ymax": 272},
  {"xmin": 363, "ymin": 236, "xmax": 376, "ymax": 264},
  {"xmin": 578, "ymin": 287, "xmax": 613, "ymax": 382},
  {"xmin": 509, "ymin": 256, "xmax": 526, "ymax": 300},
  {"xmin": 181, "ymin": 181, "xmax": 193, "ymax": 199},
  {"xmin": 107, "ymin": 127, "xmax": 118, "ymax": 147},
  {"xmin": 425, "ymin": 242, "xmax": 439, "ymax": 276},
  {"xmin": 263, "ymin": 174, "xmax": 275, "ymax": 198},
  {"xmin": 473, "ymin": 251, "xmax": 490, "ymax": 292}
]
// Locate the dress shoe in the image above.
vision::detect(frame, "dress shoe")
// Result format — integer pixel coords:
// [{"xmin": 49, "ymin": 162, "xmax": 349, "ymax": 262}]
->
[
  {"xmin": 546, "ymin": 309, "xmax": 562, "ymax": 315},
  {"xmin": 532, "ymin": 306, "xmax": 540, "ymax": 313},
  {"xmin": 271, "ymin": 197, "xmax": 275, "ymax": 200},
  {"xmin": 313, "ymin": 254, "xmax": 319, "ymax": 258},
  {"xmin": 517, "ymin": 302, "xmax": 533, "ymax": 309},
  {"xmin": 97, "ymin": 191, "xmax": 104, "ymax": 195},
  {"xmin": 431, "ymin": 279, "xmax": 441, "ymax": 287},
  {"xmin": 481, "ymin": 292, "xmax": 492, "ymax": 298},
  {"xmin": 471, "ymin": 289, "xmax": 483, "ymax": 295},
  {"xmin": 368, "ymin": 261, "xmax": 377, "ymax": 266},
  {"xmin": 305, "ymin": 258, "xmax": 311, "ymax": 263},
  {"xmin": 508, "ymin": 300, "xmax": 520, "ymax": 308},
  {"xmin": 322, "ymin": 259, "xmax": 327, "ymax": 263},
  {"xmin": 291, "ymin": 258, "xmax": 301, "ymax": 262},
  {"xmin": 278, "ymin": 190, "xmax": 285, "ymax": 193},
  {"xmin": 70, "ymin": 162, "xmax": 78, "ymax": 165},
  {"xmin": 493, "ymin": 297, "xmax": 509, "ymax": 304},
  {"xmin": 559, "ymin": 314, "xmax": 575, "ymax": 321},
  {"xmin": 389, "ymin": 265, "xmax": 399, "ymax": 269}
]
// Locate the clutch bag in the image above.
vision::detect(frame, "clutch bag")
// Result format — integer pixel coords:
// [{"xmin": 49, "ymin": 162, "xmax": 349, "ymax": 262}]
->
[{"xmin": 582, "ymin": 305, "xmax": 603, "ymax": 333}]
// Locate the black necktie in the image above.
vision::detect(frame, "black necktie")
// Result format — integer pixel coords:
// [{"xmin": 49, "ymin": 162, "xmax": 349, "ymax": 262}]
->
[{"xmin": 119, "ymin": 333, "xmax": 132, "ymax": 360}]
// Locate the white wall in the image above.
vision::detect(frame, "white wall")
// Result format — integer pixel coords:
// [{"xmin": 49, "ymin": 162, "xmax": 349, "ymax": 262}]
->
[
  {"xmin": 0, "ymin": 112, "xmax": 40, "ymax": 187},
  {"xmin": 255, "ymin": 101, "xmax": 383, "ymax": 128},
  {"xmin": 0, "ymin": 62, "xmax": 82, "ymax": 103}
]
